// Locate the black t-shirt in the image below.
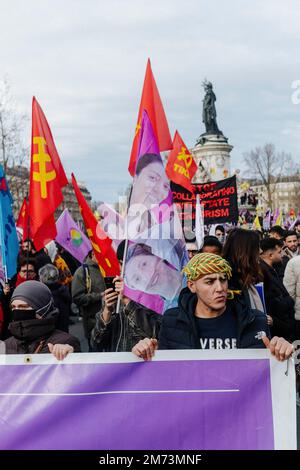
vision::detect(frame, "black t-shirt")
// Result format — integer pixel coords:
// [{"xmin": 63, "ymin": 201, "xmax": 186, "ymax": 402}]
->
[{"xmin": 195, "ymin": 304, "xmax": 237, "ymax": 349}]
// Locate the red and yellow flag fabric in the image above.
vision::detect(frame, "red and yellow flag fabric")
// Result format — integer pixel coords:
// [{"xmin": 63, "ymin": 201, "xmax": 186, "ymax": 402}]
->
[
  {"xmin": 71, "ymin": 174, "xmax": 120, "ymax": 277},
  {"xmin": 16, "ymin": 197, "xmax": 31, "ymax": 240},
  {"xmin": 128, "ymin": 59, "xmax": 172, "ymax": 176},
  {"xmin": 166, "ymin": 131, "xmax": 197, "ymax": 192},
  {"xmin": 29, "ymin": 97, "xmax": 68, "ymax": 250}
]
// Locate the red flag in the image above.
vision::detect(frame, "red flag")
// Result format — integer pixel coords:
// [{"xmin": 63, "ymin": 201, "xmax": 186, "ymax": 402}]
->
[
  {"xmin": 16, "ymin": 197, "xmax": 31, "ymax": 241},
  {"xmin": 166, "ymin": 131, "xmax": 197, "ymax": 192},
  {"xmin": 29, "ymin": 97, "xmax": 68, "ymax": 250},
  {"xmin": 128, "ymin": 59, "xmax": 172, "ymax": 176},
  {"xmin": 71, "ymin": 174, "xmax": 120, "ymax": 277}
]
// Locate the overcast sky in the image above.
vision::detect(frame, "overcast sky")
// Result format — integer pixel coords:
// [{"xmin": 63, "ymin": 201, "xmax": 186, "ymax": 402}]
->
[{"xmin": 1, "ymin": 0, "xmax": 300, "ymax": 203}]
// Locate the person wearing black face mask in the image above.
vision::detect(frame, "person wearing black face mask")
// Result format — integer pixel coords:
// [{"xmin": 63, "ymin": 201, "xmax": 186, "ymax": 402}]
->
[{"xmin": 4, "ymin": 281, "xmax": 81, "ymax": 360}]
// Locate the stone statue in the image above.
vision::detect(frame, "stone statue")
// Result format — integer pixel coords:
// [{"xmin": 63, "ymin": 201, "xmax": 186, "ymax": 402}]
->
[{"xmin": 202, "ymin": 80, "xmax": 222, "ymax": 135}]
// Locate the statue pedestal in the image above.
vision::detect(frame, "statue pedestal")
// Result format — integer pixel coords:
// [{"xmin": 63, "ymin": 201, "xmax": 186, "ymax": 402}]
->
[{"xmin": 191, "ymin": 134, "xmax": 233, "ymax": 183}]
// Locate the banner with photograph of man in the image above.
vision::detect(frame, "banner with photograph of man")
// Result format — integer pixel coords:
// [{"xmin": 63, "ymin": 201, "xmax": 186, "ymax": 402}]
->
[{"xmin": 124, "ymin": 110, "xmax": 188, "ymax": 314}]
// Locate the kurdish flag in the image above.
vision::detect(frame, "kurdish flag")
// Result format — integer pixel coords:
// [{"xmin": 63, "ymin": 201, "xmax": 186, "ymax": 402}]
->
[{"xmin": 56, "ymin": 209, "xmax": 91, "ymax": 263}]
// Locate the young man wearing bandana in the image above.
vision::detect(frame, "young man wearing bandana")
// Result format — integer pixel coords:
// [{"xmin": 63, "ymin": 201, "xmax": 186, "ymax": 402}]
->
[{"xmin": 132, "ymin": 253, "xmax": 294, "ymax": 361}]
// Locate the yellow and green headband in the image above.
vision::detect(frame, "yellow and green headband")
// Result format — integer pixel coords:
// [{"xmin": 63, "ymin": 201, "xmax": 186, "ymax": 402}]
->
[{"xmin": 182, "ymin": 252, "xmax": 232, "ymax": 281}]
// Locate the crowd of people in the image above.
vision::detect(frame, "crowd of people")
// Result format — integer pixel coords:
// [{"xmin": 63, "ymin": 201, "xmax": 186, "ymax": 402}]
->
[{"xmin": 0, "ymin": 224, "xmax": 299, "ymax": 377}]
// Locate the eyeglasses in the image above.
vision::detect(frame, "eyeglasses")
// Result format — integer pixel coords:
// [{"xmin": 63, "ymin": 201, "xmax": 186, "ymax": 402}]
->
[{"xmin": 20, "ymin": 269, "xmax": 35, "ymax": 274}]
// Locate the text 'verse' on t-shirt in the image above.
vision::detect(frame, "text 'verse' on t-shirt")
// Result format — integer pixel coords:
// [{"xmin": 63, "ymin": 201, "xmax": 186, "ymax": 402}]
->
[{"xmin": 195, "ymin": 305, "xmax": 237, "ymax": 349}]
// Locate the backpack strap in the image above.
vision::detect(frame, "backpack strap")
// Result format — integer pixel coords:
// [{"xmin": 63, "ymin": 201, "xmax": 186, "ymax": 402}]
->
[{"xmin": 82, "ymin": 264, "xmax": 92, "ymax": 294}]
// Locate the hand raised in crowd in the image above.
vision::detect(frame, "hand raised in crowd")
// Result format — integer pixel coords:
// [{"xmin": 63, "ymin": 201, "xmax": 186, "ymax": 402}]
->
[
  {"xmin": 132, "ymin": 338, "xmax": 158, "ymax": 361},
  {"xmin": 3, "ymin": 283, "xmax": 10, "ymax": 295},
  {"xmin": 48, "ymin": 343, "xmax": 74, "ymax": 361},
  {"xmin": 262, "ymin": 335, "xmax": 294, "ymax": 361},
  {"xmin": 102, "ymin": 276, "xmax": 125, "ymax": 323},
  {"xmin": 101, "ymin": 285, "xmax": 119, "ymax": 324},
  {"xmin": 266, "ymin": 315, "xmax": 273, "ymax": 326}
]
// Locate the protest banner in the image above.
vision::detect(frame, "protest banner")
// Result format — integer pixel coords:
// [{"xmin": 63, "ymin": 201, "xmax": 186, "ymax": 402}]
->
[
  {"xmin": 124, "ymin": 110, "xmax": 188, "ymax": 314},
  {"xmin": 171, "ymin": 175, "xmax": 238, "ymax": 226},
  {"xmin": 0, "ymin": 350, "xmax": 295, "ymax": 450}
]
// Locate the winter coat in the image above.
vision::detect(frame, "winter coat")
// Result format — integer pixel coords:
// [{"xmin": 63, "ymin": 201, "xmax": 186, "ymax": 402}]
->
[
  {"xmin": 91, "ymin": 300, "xmax": 161, "ymax": 352},
  {"xmin": 71, "ymin": 258, "xmax": 106, "ymax": 339},
  {"xmin": 260, "ymin": 260, "xmax": 295, "ymax": 340},
  {"xmin": 47, "ymin": 282, "xmax": 72, "ymax": 333},
  {"xmin": 4, "ymin": 317, "xmax": 81, "ymax": 354},
  {"xmin": 158, "ymin": 287, "xmax": 270, "ymax": 350},
  {"xmin": 283, "ymin": 256, "xmax": 300, "ymax": 322}
]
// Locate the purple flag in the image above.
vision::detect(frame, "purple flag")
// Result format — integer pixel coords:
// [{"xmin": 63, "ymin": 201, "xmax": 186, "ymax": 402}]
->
[
  {"xmin": 290, "ymin": 212, "xmax": 300, "ymax": 230},
  {"xmin": 55, "ymin": 209, "xmax": 91, "ymax": 263},
  {"xmin": 263, "ymin": 209, "xmax": 271, "ymax": 231},
  {"xmin": 0, "ymin": 351, "xmax": 295, "ymax": 450},
  {"xmin": 136, "ymin": 109, "xmax": 160, "ymax": 170}
]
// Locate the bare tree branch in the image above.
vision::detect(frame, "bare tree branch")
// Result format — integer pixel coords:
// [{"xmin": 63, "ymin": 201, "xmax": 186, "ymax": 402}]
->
[
  {"xmin": 0, "ymin": 77, "xmax": 29, "ymax": 214},
  {"xmin": 243, "ymin": 143, "xmax": 296, "ymax": 211}
]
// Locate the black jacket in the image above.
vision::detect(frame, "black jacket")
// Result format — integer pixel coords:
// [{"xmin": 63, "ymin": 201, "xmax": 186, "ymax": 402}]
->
[
  {"xmin": 274, "ymin": 257, "xmax": 289, "ymax": 281},
  {"xmin": 48, "ymin": 282, "xmax": 72, "ymax": 333},
  {"xmin": 5, "ymin": 317, "xmax": 81, "ymax": 354},
  {"xmin": 260, "ymin": 260, "xmax": 296, "ymax": 341},
  {"xmin": 71, "ymin": 258, "xmax": 106, "ymax": 339},
  {"xmin": 158, "ymin": 288, "xmax": 270, "ymax": 350},
  {"xmin": 91, "ymin": 300, "xmax": 161, "ymax": 352}
]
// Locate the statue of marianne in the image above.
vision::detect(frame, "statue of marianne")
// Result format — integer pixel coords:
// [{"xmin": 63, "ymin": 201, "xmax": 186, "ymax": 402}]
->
[{"xmin": 202, "ymin": 80, "xmax": 222, "ymax": 135}]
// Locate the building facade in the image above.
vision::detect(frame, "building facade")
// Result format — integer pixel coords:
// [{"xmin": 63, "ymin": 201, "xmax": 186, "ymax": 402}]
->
[
  {"xmin": 245, "ymin": 175, "xmax": 300, "ymax": 214},
  {"xmin": 6, "ymin": 165, "xmax": 92, "ymax": 223}
]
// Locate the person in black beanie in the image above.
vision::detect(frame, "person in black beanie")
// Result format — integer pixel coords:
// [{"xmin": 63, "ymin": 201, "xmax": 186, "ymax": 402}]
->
[
  {"xmin": 4, "ymin": 281, "xmax": 80, "ymax": 359},
  {"xmin": 39, "ymin": 264, "xmax": 71, "ymax": 333}
]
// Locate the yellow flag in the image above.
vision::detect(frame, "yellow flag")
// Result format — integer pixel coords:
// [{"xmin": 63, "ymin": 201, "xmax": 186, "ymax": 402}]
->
[{"xmin": 253, "ymin": 214, "xmax": 262, "ymax": 231}]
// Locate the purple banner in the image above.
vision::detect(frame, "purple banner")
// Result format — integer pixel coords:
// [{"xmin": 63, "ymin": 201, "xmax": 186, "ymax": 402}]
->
[{"xmin": 0, "ymin": 356, "xmax": 275, "ymax": 450}]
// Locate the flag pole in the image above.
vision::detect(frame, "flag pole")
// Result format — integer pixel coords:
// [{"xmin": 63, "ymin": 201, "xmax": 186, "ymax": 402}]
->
[
  {"xmin": 0, "ymin": 196, "xmax": 8, "ymax": 284},
  {"xmin": 3, "ymin": 264, "xmax": 8, "ymax": 284},
  {"xmin": 116, "ymin": 185, "xmax": 133, "ymax": 315},
  {"xmin": 55, "ymin": 208, "xmax": 66, "ymax": 225},
  {"xmin": 195, "ymin": 194, "xmax": 204, "ymax": 250},
  {"xmin": 25, "ymin": 194, "xmax": 31, "ymax": 280}
]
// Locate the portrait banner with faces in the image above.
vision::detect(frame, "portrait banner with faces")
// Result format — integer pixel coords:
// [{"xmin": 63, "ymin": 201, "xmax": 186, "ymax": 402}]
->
[{"xmin": 124, "ymin": 150, "xmax": 188, "ymax": 314}]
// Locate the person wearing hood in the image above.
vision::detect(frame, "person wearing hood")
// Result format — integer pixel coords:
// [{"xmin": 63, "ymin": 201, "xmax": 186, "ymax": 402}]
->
[
  {"xmin": 39, "ymin": 264, "xmax": 71, "ymax": 333},
  {"xmin": 132, "ymin": 253, "xmax": 294, "ymax": 362},
  {"xmin": 4, "ymin": 280, "xmax": 80, "ymax": 360},
  {"xmin": 45, "ymin": 241, "xmax": 72, "ymax": 287}
]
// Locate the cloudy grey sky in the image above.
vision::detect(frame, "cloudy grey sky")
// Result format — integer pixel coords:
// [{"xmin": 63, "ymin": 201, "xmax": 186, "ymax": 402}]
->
[{"xmin": 1, "ymin": 0, "xmax": 300, "ymax": 202}]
